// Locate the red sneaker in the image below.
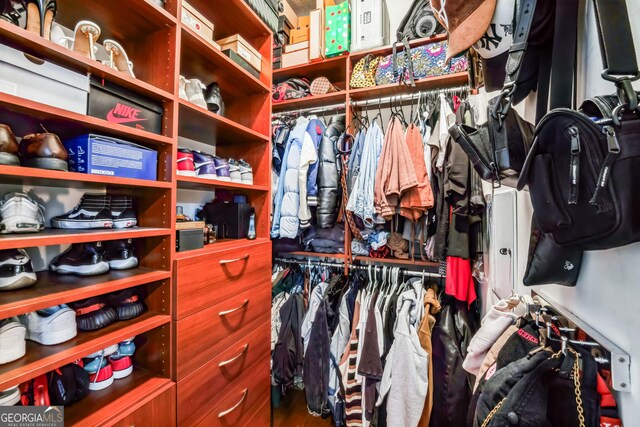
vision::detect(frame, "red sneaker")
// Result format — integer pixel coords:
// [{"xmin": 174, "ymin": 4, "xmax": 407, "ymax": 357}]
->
[
  {"xmin": 177, "ymin": 149, "xmax": 196, "ymax": 176},
  {"xmin": 84, "ymin": 356, "xmax": 114, "ymax": 391},
  {"xmin": 109, "ymin": 355, "xmax": 133, "ymax": 379}
]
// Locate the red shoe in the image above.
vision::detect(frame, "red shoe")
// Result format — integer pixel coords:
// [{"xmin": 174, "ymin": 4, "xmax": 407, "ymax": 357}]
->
[
  {"xmin": 109, "ymin": 355, "xmax": 133, "ymax": 379},
  {"xmin": 83, "ymin": 356, "xmax": 114, "ymax": 391},
  {"xmin": 177, "ymin": 149, "xmax": 196, "ymax": 176}
]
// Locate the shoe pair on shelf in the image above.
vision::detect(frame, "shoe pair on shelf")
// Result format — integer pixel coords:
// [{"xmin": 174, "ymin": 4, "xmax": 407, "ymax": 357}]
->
[
  {"xmin": 52, "ymin": 193, "xmax": 137, "ymax": 230},
  {"xmin": 70, "ymin": 288, "xmax": 145, "ymax": 332},
  {"xmin": 178, "ymin": 149, "xmax": 253, "ymax": 184},
  {"xmin": 50, "ymin": 239, "xmax": 138, "ymax": 276},
  {"xmin": 0, "ymin": 0, "xmax": 56, "ymax": 38},
  {"xmin": 83, "ymin": 337, "xmax": 135, "ymax": 390},
  {"xmin": 179, "ymin": 76, "xmax": 225, "ymax": 115},
  {"xmin": 0, "ymin": 192, "xmax": 45, "ymax": 235},
  {"xmin": 0, "ymin": 124, "xmax": 68, "ymax": 171}
]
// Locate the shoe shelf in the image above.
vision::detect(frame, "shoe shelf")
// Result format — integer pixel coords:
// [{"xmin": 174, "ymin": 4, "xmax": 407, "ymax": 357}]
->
[
  {"xmin": 176, "ymin": 175, "xmax": 269, "ymax": 193},
  {"xmin": 0, "ymin": 228, "xmax": 172, "ymax": 251},
  {"xmin": 177, "ymin": 100, "xmax": 269, "ymax": 146},
  {"xmin": 0, "ymin": 268, "xmax": 170, "ymax": 319},
  {"xmin": 0, "ymin": 311, "xmax": 170, "ymax": 390},
  {"xmin": 272, "ymin": 90, "xmax": 349, "ymax": 113},
  {"xmin": 348, "ymin": 71, "xmax": 470, "ymax": 101},
  {"xmin": 64, "ymin": 367, "xmax": 174, "ymax": 427}
]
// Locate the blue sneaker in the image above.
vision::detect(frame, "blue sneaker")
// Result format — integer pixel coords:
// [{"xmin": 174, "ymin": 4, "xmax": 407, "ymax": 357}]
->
[
  {"xmin": 212, "ymin": 156, "xmax": 231, "ymax": 181},
  {"xmin": 192, "ymin": 151, "xmax": 217, "ymax": 180}
]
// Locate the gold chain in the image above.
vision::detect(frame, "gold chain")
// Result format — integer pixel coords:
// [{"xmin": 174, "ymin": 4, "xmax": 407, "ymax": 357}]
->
[{"xmin": 480, "ymin": 398, "xmax": 505, "ymax": 427}]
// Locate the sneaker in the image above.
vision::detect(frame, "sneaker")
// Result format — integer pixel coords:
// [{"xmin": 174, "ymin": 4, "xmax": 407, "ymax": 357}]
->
[
  {"xmin": 107, "ymin": 290, "xmax": 145, "ymax": 321},
  {"xmin": 179, "ymin": 75, "xmax": 188, "ymax": 101},
  {"xmin": 0, "ymin": 192, "xmax": 45, "ymax": 234},
  {"xmin": 0, "ymin": 249, "xmax": 37, "ymax": 290},
  {"xmin": 110, "ymin": 196, "xmax": 137, "ymax": 229},
  {"xmin": 47, "ymin": 363, "xmax": 88, "ymax": 406},
  {"xmin": 177, "ymin": 148, "xmax": 196, "ymax": 177},
  {"xmin": 103, "ymin": 239, "xmax": 138, "ymax": 270},
  {"xmin": 68, "ymin": 297, "xmax": 117, "ymax": 331},
  {"xmin": 212, "ymin": 156, "xmax": 231, "ymax": 181},
  {"xmin": 238, "ymin": 159, "xmax": 253, "ymax": 185},
  {"xmin": 19, "ymin": 375, "xmax": 49, "ymax": 406},
  {"xmin": 86, "ymin": 343, "xmax": 118, "ymax": 359},
  {"xmin": 83, "ymin": 355, "xmax": 114, "ymax": 391},
  {"xmin": 192, "ymin": 151, "xmax": 217, "ymax": 179},
  {"xmin": 51, "ymin": 194, "xmax": 113, "ymax": 229},
  {"xmin": 0, "ymin": 318, "xmax": 26, "ymax": 365},
  {"xmin": 184, "ymin": 78, "xmax": 207, "ymax": 109},
  {"xmin": 19, "ymin": 305, "xmax": 77, "ymax": 345},
  {"xmin": 108, "ymin": 337, "xmax": 135, "ymax": 379},
  {"xmin": 204, "ymin": 82, "xmax": 225, "ymax": 116},
  {"xmin": 228, "ymin": 158, "xmax": 241, "ymax": 183},
  {"xmin": 50, "ymin": 242, "xmax": 110, "ymax": 276},
  {"xmin": 0, "ymin": 386, "xmax": 20, "ymax": 406}
]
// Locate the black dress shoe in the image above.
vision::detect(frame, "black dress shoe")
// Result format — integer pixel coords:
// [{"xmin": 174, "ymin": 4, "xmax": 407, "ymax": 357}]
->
[{"xmin": 204, "ymin": 82, "xmax": 225, "ymax": 116}]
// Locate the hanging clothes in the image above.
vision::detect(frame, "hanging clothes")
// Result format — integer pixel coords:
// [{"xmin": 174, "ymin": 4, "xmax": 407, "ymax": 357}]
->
[
  {"xmin": 417, "ymin": 284, "xmax": 441, "ymax": 427},
  {"xmin": 399, "ymin": 123, "xmax": 434, "ymax": 221},
  {"xmin": 340, "ymin": 293, "xmax": 364, "ymax": 427}
]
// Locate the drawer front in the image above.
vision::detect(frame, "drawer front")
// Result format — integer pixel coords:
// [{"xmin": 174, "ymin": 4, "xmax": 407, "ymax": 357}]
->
[
  {"xmin": 111, "ymin": 384, "xmax": 176, "ymax": 427},
  {"xmin": 177, "ymin": 324, "xmax": 270, "ymax": 426},
  {"xmin": 175, "ymin": 241, "xmax": 271, "ymax": 319},
  {"xmin": 175, "ymin": 282, "xmax": 270, "ymax": 379},
  {"xmin": 195, "ymin": 365, "xmax": 270, "ymax": 427},
  {"xmin": 247, "ymin": 397, "xmax": 271, "ymax": 426}
]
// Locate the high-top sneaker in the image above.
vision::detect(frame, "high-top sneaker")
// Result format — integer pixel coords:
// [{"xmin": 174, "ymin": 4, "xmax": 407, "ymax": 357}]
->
[
  {"xmin": 83, "ymin": 354, "xmax": 114, "ymax": 391},
  {"xmin": 0, "ymin": 249, "xmax": 37, "ymax": 291},
  {"xmin": 51, "ymin": 194, "xmax": 113, "ymax": 229},
  {"xmin": 109, "ymin": 338, "xmax": 135, "ymax": 379},
  {"xmin": 192, "ymin": 151, "xmax": 217, "ymax": 179},
  {"xmin": 50, "ymin": 242, "xmax": 110, "ymax": 276},
  {"xmin": 110, "ymin": 196, "xmax": 137, "ymax": 229},
  {"xmin": 238, "ymin": 159, "xmax": 253, "ymax": 185},
  {"xmin": 212, "ymin": 156, "xmax": 231, "ymax": 181},
  {"xmin": 103, "ymin": 239, "xmax": 138, "ymax": 270},
  {"xmin": 177, "ymin": 148, "xmax": 196, "ymax": 176},
  {"xmin": 228, "ymin": 158, "xmax": 242, "ymax": 183},
  {"xmin": 0, "ymin": 192, "xmax": 45, "ymax": 234}
]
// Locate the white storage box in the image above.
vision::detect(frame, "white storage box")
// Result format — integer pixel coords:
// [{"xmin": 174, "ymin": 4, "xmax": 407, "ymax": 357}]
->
[
  {"xmin": 350, "ymin": 0, "xmax": 388, "ymax": 52},
  {"xmin": 0, "ymin": 43, "xmax": 89, "ymax": 114}
]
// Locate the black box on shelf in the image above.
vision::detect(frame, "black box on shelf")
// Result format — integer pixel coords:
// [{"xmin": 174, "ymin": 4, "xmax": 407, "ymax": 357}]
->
[
  {"xmin": 221, "ymin": 49, "xmax": 260, "ymax": 79},
  {"xmin": 177, "ymin": 229, "xmax": 204, "ymax": 252},
  {"xmin": 202, "ymin": 201, "xmax": 250, "ymax": 239},
  {"xmin": 88, "ymin": 76, "xmax": 164, "ymax": 134}
]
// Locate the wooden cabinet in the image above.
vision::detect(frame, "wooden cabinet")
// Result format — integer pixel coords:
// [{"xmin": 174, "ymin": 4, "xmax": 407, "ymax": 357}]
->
[{"xmin": 112, "ymin": 384, "xmax": 176, "ymax": 427}]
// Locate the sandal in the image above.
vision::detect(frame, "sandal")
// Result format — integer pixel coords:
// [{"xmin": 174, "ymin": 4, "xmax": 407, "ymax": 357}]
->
[
  {"xmin": 103, "ymin": 39, "xmax": 135, "ymax": 78},
  {"xmin": 72, "ymin": 20, "xmax": 100, "ymax": 60}
]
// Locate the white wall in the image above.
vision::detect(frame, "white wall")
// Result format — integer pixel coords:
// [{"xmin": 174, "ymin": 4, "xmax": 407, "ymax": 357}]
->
[{"xmin": 489, "ymin": 0, "xmax": 640, "ymax": 422}]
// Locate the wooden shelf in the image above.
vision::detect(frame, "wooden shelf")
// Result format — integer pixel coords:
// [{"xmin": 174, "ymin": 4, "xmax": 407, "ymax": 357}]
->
[
  {"xmin": 278, "ymin": 252, "xmax": 346, "ymax": 261},
  {"xmin": 272, "ymin": 91, "xmax": 348, "ymax": 113},
  {"xmin": 349, "ymin": 72, "xmax": 470, "ymax": 101},
  {"xmin": 0, "ymin": 92, "xmax": 174, "ymax": 147},
  {"xmin": 0, "ymin": 165, "xmax": 172, "ymax": 190},
  {"xmin": 174, "ymin": 238, "xmax": 270, "ymax": 260},
  {"xmin": 349, "ymin": 34, "xmax": 448, "ymax": 61},
  {"xmin": 0, "ymin": 20, "xmax": 174, "ymax": 102},
  {"xmin": 0, "ymin": 312, "xmax": 170, "ymax": 390},
  {"xmin": 354, "ymin": 256, "xmax": 439, "ymax": 268},
  {"xmin": 177, "ymin": 176, "xmax": 269, "ymax": 192},
  {"xmin": 65, "ymin": 368, "xmax": 173, "ymax": 427},
  {"xmin": 274, "ymin": 55, "xmax": 347, "ymax": 79},
  {"xmin": 184, "ymin": 0, "xmax": 272, "ymax": 40},
  {"xmin": 0, "ymin": 268, "xmax": 170, "ymax": 319},
  {"xmin": 180, "ymin": 25, "xmax": 269, "ymax": 96},
  {"xmin": 178, "ymin": 100, "xmax": 269, "ymax": 146},
  {"xmin": 0, "ymin": 228, "xmax": 172, "ymax": 251}
]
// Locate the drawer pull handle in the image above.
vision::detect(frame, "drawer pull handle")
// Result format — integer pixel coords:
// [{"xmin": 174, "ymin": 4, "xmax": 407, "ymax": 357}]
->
[
  {"xmin": 219, "ymin": 254, "xmax": 250, "ymax": 265},
  {"xmin": 219, "ymin": 299, "xmax": 249, "ymax": 316},
  {"xmin": 218, "ymin": 388, "xmax": 248, "ymax": 418},
  {"xmin": 219, "ymin": 344, "xmax": 249, "ymax": 367}
]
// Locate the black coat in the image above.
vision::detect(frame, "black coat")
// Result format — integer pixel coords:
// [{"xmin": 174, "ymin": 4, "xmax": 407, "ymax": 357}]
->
[{"xmin": 317, "ymin": 115, "xmax": 345, "ymax": 228}]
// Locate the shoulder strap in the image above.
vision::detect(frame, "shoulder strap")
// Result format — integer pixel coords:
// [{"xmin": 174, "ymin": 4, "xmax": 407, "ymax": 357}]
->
[
  {"xmin": 549, "ymin": 0, "xmax": 579, "ymax": 110},
  {"xmin": 503, "ymin": 0, "xmax": 538, "ymax": 90}
]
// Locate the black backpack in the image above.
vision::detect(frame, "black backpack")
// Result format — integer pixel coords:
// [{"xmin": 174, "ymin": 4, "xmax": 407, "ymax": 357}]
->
[{"xmin": 396, "ymin": 0, "xmax": 442, "ymax": 43}]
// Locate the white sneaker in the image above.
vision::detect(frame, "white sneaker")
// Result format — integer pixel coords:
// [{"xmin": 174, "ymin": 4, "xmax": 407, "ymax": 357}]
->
[
  {"xmin": 238, "ymin": 159, "xmax": 253, "ymax": 185},
  {"xmin": 0, "ymin": 249, "xmax": 37, "ymax": 290},
  {"xmin": 179, "ymin": 75, "xmax": 188, "ymax": 101},
  {"xmin": 184, "ymin": 78, "xmax": 207, "ymax": 109},
  {"xmin": 19, "ymin": 305, "xmax": 77, "ymax": 345},
  {"xmin": 0, "ymin": 318, "xmax": 26, "ymax": 365},
  {"xmin": 0, "ymin": 193, "xmax": 44, "ymax": 234},
  {"xmin": 0, "ymin": 386, "xmax": 20, "ymax": 406}
]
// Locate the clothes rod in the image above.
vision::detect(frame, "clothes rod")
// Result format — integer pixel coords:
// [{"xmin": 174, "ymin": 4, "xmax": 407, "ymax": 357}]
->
[
  {"xmin": 272, "ymin": 102, "xmax": 346, "ymax": 117},
  {"xmin": 273, "ymin": 256, "xmax": 444, "ymax": 278},
  {"xmin": 350, "ymin": 85, "xmax": 470, "ymax": 108}
]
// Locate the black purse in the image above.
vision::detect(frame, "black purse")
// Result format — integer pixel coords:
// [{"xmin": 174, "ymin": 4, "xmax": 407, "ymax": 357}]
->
[{"xmin": 518, "ymin": 0, "xmax": 640, "ymax": 251}]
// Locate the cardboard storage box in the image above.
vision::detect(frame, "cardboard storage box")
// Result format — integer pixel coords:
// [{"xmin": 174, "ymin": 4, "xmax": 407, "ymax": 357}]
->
[
  {"xmin": 284, "ymin": 41, "xmax": 309, "ymax": 53},
  {"xmin": 0, "ymin": 42, "xmax": 89, "ymax": 114},
  {"xmin": 64, "ymin": 134, "xmax": 158, "ymax": 181},
  {"xmin": 216, "ymin": 35, "xmax": 262, "ymax": 72},
  {"xmin": 222, "ymin": 49, "xmax": 260, "ymax": 79},
  {"xmin": 88, "ymin": 76, "xmax": 163, "ymax": 134},
  {"xmin": 282, "ymin": 48, "xmax": 309, "ymax": 68},
  {"xmin": 182, "ymin": 1, "xmax": 215, "ymax": 44}
]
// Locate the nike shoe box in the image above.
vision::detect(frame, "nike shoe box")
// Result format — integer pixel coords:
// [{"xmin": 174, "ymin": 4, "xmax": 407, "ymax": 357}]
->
[
  {"xmin": 88, "ymin": 76, "xmax": 163, "ymax": 134},
  {"xmin": 0, "ymin": 42, "xmax": 89, "ymax": 114},
  {"xmin": 64, "ymin": 134, "xmax": 158, "ymax": 181}
]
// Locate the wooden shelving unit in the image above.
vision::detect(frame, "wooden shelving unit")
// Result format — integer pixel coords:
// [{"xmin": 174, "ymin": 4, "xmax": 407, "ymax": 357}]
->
[{"xmin": 0, "ymin": 0, "xmax": 271, "ymax": 424}]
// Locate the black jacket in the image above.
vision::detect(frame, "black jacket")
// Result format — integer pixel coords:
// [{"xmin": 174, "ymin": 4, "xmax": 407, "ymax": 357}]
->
[{"xmin": 317, "ymin": 115, "xmax": 345, "ymax": 228}]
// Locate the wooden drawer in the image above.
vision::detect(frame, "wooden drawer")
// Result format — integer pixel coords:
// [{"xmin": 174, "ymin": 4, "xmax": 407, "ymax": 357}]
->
[
  {"xmin": 111, "ymin": 383, "xmax": 176, "ymax": 427},
  {"xmin": 195, "ymin": 364, "xmax": 270, "ymax": 427},
  {"xmin": 177, "ymin": 324, "xmax": 270, "ymax": 426},
  {"xmin": 175, "ymin": 240, "xmax": 271, "ymax": 319},
  {"xmin": 247, "ymin": 397, "xmax": 271, "ymax": 426},
  {"xmin": 175, "ymin": 282, "xmax": 270, "ymax": 379}
]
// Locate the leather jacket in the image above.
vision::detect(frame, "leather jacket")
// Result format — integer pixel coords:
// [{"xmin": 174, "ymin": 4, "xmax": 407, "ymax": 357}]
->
[
  {"xmin": 430, "ymin": 296, "xmax": 479, "ymax": 427},
  {"xmin": 317, "ymin": 115, "xmax": 345, "ymax": 229}
]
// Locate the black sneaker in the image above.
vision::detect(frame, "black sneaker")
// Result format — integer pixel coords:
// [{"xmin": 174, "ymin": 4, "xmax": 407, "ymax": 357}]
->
[
  {"xmin": 0, "ymin": 249, "xmax": 37, "ymax": 291},
  {"xmin": 110, "ymin": 196, "xmax": 137, "ymax": 229},
  {"xmin": 107, "ymin": 289, "xmax": 145, "ymax": 321},
  {"xmin": 103, "ymin": 239, "xmax": 138, "ymax": 270},
  {"xmin": 51, "ymin": 194, "xmax": 113, "ymax": 229},
  {"xmin": 68, "ymin": 297, "xmax": 117, "ymax": 331},
  {"xmin": 50, "ymin": 242, "xmax": 110, "ymax": 276}
]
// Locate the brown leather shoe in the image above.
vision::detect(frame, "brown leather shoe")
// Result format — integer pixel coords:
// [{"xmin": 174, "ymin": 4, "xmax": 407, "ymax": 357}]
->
[
  {"xmin": 20, "ymin": 132, "xmax": 68, "ymax": 171},
  {"xmin": 0, "ymin": 124, "xmax": 20, "ymax": 166}
]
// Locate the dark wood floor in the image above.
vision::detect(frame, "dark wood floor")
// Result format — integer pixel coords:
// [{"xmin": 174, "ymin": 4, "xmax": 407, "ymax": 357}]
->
[{"xmin": 272, "ymin": 390, "xmax": 334, "ymax": 426}]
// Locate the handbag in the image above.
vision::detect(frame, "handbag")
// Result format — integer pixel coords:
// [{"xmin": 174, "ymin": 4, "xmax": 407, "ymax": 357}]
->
[
  {"xmin": 517, "ymin": 0, "xmax": 640, "ymax": 250},
  {"xmin": 350, "ymin": 54, "xmax": 380, "ymax": 89},
  {"xmin": 272, "ymin": 78, "xmax": 310, "ymax": 103},
  {"xmin": 396, "ymin": 0, "xmax": 442, "ymax": 42}
]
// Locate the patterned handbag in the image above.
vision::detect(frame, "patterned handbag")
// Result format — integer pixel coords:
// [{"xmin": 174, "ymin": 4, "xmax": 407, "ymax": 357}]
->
[
  {"xmin": 350, "ymin": 54, "xmax": 381, "ymax": 89},
  {"xmin": 375, "ymin": 41, "xmax": 468, "ymax": 85}
]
